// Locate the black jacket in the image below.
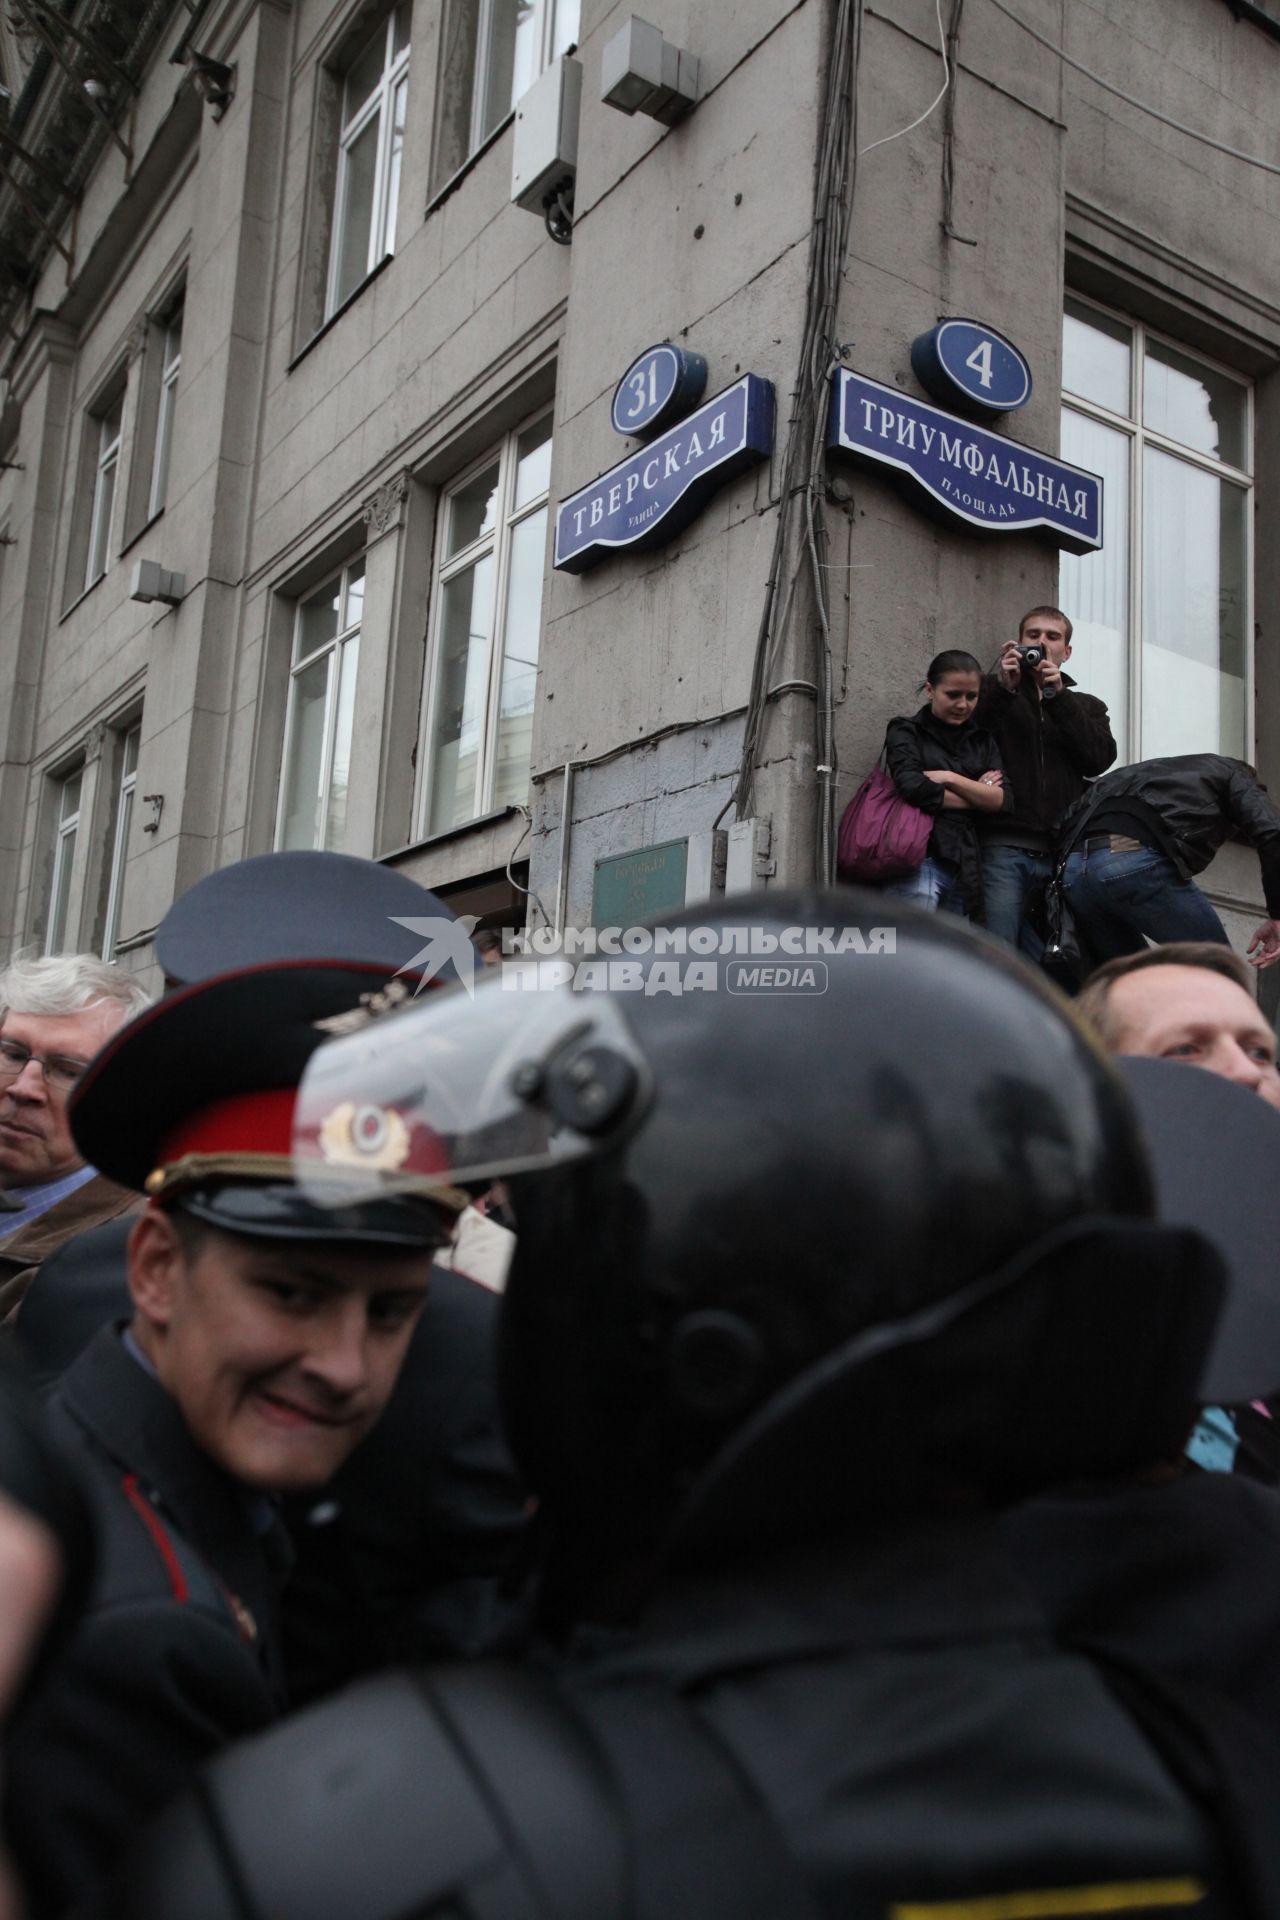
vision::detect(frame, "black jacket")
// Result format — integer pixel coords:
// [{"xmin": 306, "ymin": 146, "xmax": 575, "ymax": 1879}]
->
[
  {"xmin": 100, "ymin": 1518, "xmax": 1256, "ymax": 1919},
  {"xmin": 883, "ymin": 706, "xmax": 1009, "ymax": 916},
  {"xmin": 4, "ymin": 1328, "xmax": 286, "ymax": 1917},
  {"xmin": 1059, "ymin": 754, "xmax": 1280, "ymax": 917},
  {"xmin": 976, "ymin": 667, "xmax": 1116, "ymax": 840}
]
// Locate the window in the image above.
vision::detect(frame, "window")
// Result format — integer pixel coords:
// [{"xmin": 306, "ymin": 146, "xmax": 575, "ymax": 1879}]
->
[
  {"xmin": 85, "ymin": 395, "xmax": 123, "ymax": 589},
  {"xmin": 327, "ymin": 5, "xmax": 410, "ymax": 316},
  {"xmin": 431, "ymin": 0, "xmax": 578, "ymax": 191},
  {"xmin": 421, "ymin": 414, "xmax": 550, "ymax": 837},
  {"xmin": 148, "ymin": 305, "xmax": 183, "ymax": 519},
  {"xmin": 45, "ymin": 771, "xmax": 82, "ymax": 956},
  {"xmin": 1059, "ymin": 297, "xmax": 1252, "ymax": 762},
  {"xmin": 102, "ymin": 725, "xmax": 140, "ymax": 960},
  {"xmin": 276, "ymin": 556, "xmax": 364, "ymax": 850}
]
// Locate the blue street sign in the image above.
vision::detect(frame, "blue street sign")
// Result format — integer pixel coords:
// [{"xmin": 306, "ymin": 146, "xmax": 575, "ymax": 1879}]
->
[
  {"xmin": 911, "ymin": 319, "xmax": 1032, "ymax": 414},
  {"xmin": 827, "ymin": 369, "xmax": 1102, "ymax": 555},
  {"xmin": 555, "ymin": 374, "xmax": 774, "ymax": 574},
  {"xmin": 611, "ymin": 344, "xmax": 708, "ymax": 437}
]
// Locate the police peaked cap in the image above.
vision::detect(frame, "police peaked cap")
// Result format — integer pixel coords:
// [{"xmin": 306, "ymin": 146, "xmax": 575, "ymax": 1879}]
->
[
  {"xmin": 69, "ymin": 961, "xmax": 465, "ymax": 1250},
  {"xmin": 156, "ymin": 850, "xmax": 458, "ymax": 987}
]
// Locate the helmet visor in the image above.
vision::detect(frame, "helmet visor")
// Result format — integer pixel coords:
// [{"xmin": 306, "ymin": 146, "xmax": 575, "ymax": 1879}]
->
[{"xmin": 292, "ymin": 973, "xmax": 651, "ymax": 1209}]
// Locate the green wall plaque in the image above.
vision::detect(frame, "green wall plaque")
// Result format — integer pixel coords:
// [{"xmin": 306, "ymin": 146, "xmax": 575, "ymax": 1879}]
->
[{"xmin": 591, "ymin": 838, "xmax": 689, "ymax": 928}]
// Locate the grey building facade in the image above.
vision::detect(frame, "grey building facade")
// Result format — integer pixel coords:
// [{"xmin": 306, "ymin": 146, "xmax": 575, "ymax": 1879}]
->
[{"xmin": 0, "ymin": 0, "xmax": 1276, "ymax": 971}]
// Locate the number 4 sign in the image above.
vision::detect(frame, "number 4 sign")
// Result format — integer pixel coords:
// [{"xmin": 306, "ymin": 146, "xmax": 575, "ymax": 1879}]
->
[{"xmin": 910, "ymin": 320, "xmax": 1032, "ymax": 416}]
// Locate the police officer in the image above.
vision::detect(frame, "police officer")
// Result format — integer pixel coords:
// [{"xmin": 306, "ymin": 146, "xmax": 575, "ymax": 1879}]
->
[
  {"xmin": 95, "ymin": 892, "xmax": 1279, "ymax": 1919},
  {"xmin": 4, "ymin": 961, "xmax": 461, "ymax": 1917},
  {"xmin": 16, "ymin": 848, "xmax": 530, "ymax": 1697}
]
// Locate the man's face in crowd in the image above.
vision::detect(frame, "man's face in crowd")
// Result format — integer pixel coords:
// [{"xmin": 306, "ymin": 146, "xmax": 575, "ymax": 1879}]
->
[
  {"xmin": 128, "ymin": 1213, "xmax": 431, "ymax": 1491},
  {"xmin": 1105, "ymin": 965, "xmax": 1280, "ymax": 1110},
  {"xmin": 1019, "ymin": 612, "xmax": 1072, "ymax": 670},
  {"xmin": 0, "ymin": 1002, "xmax": 126, "ymax": 1188}
]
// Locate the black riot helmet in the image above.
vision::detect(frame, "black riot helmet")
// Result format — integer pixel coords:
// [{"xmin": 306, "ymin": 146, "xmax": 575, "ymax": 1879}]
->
[{"xmin": 291, "ymin": 889, "xmax": 1227, "ymax": 1619}]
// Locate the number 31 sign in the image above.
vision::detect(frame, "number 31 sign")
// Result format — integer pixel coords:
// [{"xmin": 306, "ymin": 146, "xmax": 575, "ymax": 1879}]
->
[
  {"xmin": 611, "ymin": 344, "xmax": 709, "ymax": 438},
  {"xmin": 910, "ymin": 320, "xmax": 1032, "ymax": 416}
]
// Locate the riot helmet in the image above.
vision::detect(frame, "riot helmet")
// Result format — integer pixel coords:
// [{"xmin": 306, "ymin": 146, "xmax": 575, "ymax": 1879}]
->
[{"xmin": 292, "ymin": 890, "xmax": 1226, "ymax": 1619}]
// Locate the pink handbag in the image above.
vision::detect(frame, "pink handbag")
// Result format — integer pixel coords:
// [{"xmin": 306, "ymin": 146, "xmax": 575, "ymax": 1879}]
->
[{"xmin": 837, "ymin": 766, "xmax": 933, "ymax": 882}]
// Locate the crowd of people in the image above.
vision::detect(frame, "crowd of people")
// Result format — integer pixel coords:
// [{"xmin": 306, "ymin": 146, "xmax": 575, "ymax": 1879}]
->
[
  {"xmin": 873, "ymin": 604, "xmax": 1280, "ymax": 971},
  {"xmin": 0, "ymin": 671, "xmax": 1279, "ymax": 1913}
]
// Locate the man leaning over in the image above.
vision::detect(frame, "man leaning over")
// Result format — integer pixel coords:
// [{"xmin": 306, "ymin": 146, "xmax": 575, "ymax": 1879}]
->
[
  {"xmin": 976, "ymin": 605, "xmax": 1116, "ymax": 951},
  {"xmin": 0, "ymin": 956, "xmax": 149, "ymax": 1319}
]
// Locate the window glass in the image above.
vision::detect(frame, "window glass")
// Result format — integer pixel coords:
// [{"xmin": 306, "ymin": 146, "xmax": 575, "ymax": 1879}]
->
[
  {"xmin": 422, "ymin": 414, "xmax": 552, "ymax": 836},
  {"xmin": 279, "ymin": 556, "xmax": 366, "ymax": 852},
  {"xmin": 448, "ymin": 461, "xmax": 501, "ymax": 555},
  {"xmin": 279, "ymin": 656, "xmax": 330, "ymax": 849},
  {"xmin": 1062, "ymin": 299, "xmax": 1130, "ymax": 415},
  {"xmin": 1142, "ymin": 449, "xmax": 1247, "ymax": 758},
  {"xmin": 1060, "ymin": 303, "xmax": 1251, "ymax": 764},
  {"xmin": 493, "ymin": 505, "xmax": 545, "ymax": 809},
  {"xmin": 297, "ymin": 579, "xmax": 342, "ymax": 662},
  {"xmin": 1059, "ymin": 412, "xmax": 1130, "ymax": 755},
  {"xmin": 334, "ymin": 117, "xmax": 381, "ymax": 308},
  {"xmin": 46, "ymin": 772, "xmax": 82, "ymax": 957},
  {"xmin": 327, "ymin": 8, "xmax": 411, "ymax": 320},
  {"xmin": 325, "ymin": 633, "xmax": 360, "ymax": 849},
  {"xmin": 514, "ymin": 416, "xmax": 553, "ymax": 510},
  {"xmin": 550, "ymin": 0, "xmax": 579, "ymax": 57},
  {"xmin": 1143, "ymin": 337, "xmax": 1247, "ymax": 470},
  {"xmin": 428, "ymin": 557, "xmax": 495, "ymax": 833},
  {"xmin": 103, "ymin": 724, "xmax": 141, "ymax": 961}
]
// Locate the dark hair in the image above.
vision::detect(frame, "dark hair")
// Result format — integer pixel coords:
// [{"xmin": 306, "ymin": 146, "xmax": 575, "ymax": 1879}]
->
[
  {"xmin": 1076, "ymin": 941, "xmax": 1255, "ymax": 1049},
  {"xmin": 924, "ymin": 650, "xmax": 983, "ymax": 686},
  {"xmin": 1018, "ymin": 605, "xmax": 1073, "ymax": 644}
]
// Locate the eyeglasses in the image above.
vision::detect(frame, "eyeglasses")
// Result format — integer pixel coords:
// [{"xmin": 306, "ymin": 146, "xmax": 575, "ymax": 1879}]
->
[{"xmin": 0, "ymin": 1037, "xmax": 91, "ymax": 1093}]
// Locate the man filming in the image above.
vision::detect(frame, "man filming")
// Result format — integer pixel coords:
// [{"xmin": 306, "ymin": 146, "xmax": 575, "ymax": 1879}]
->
[{"xmin": 977, "ymin": 606, "xmax": 1116, "ymax": 951}]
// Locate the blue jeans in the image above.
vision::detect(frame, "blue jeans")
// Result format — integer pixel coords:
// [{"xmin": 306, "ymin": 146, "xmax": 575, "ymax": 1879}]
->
[
  {"xmin": 981, "ymin": 844, "xmax": 1050, "ymax": 958},
  {"xmin": 1061, "ymin": 844, "xmax": 1229, "ymax": 962},
  {"xmin": 881, "ymin": 856, "xmax": 969, "ymax": 921}
]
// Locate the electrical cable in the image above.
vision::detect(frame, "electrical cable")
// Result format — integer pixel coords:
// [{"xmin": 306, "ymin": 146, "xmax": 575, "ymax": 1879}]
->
[
  {"xmin": 859, "ymin": 0, "xmax": 950, "ymax": 157},
  {"xmin": 986, "ymin": 0, "xmax": 1280, "ymax": 177},
  {"xmin": 716, "ymin": 0, "xmax": 863, "ymax": 888},
  {"xmin": 505, "ymin": 804, "xmax": 553, "ymax": 928}
]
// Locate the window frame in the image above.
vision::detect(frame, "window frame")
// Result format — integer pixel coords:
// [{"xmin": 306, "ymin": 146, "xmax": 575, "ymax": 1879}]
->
[
  {"xmin": 416, "ymin": 409, "xmax": 551, "ymax": 840},
  {"xmin": 324, "ymin": 6, "xmax": 411, "ymax": 322},
  {"xmin": 45, "ymin": 768, "xmax": 83, "ymax": 957},
  {"xmin": 432, "ymin": 0, "xmax": 578, "ymax": 198},
  {"xmin": 84, "ymin": 394, "xmax": 124, "ymax": 591},
  {"xmin": 1060, "ymin": 291, "xmax": 1254, "ymax": 764},
  {"xmin": 101, "ymin": 723, "xmax": 141, "ymax": 961},
  {"xmin": 147, "ymin": 304, "xmax": 184, "ymax": 522},
  {"xmin": 275, "ymin": 553, "xmax": 366, "ymax": 852}
]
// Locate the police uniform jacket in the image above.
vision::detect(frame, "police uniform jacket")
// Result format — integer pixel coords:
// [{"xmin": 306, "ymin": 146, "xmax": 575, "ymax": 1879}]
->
[
  {"xmin": 102, "ymin": 1515, "xmax": 1249, "ymax": 1920},
  {"xmin": 4, "ymin": 1326, "xmax": 287, "ymax": 1918}
]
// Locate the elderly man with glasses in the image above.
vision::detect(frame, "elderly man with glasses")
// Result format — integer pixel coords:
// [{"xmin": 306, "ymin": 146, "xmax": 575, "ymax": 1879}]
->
[{"xmin": 0, "ymin": 955, "xmax": 150, "ymax": 1320}]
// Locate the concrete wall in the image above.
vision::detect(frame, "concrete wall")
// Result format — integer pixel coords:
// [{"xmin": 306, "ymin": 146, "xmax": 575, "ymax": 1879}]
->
[{"xmin": 0, "ymin": 0, "xmax": 1278, "ymax": 972}]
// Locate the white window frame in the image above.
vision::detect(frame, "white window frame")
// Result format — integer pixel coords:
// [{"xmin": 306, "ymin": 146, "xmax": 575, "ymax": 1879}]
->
[
  {"xmin": 147, "ymin": 308, "xmax": 183, "ymax": 520},
  {"xmin": 275, "ymin": 556, "xmax": 365, "ymax": 852},
  {"xmin": 1060, "ymin": 292, "xmax": 1254, "ymax": 763},
  {"xmin": 85, "ymin": 397, "xmax": 123, "ymax": 589},
  {"xmin": 417, "ymin": 411, "xmax": 551, "ymax": 839},
  {"xmin": 469, "ymin": 0, "xmax": 578, "ymax": 152},
  {"xmin": 325, "ymin": 8, "xmax": 410, "ymax": 320},
  {"xmin": 102, "ymin": 723, "xmax": 141, "ymax": 961},
  {"xmin": 45, "ymin": 770, "xmax": 82, "ymax": 956}
]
